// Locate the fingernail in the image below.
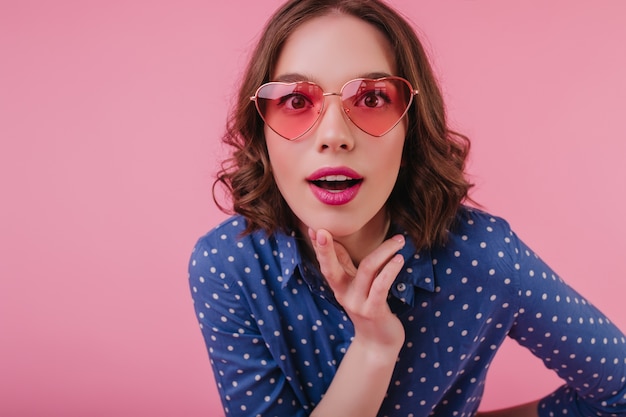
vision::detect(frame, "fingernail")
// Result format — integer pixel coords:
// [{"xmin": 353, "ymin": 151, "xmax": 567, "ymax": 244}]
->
[
  {"xmin": 392, "ymin": 234, "xmax": 405, "ymax": 245},
  {"xmin": 317, "ymin": 232, "xmax": 328, "ymax": 246},
  {"xmin": 392, "ymin": 254, "xmax": 404, "ymax": 263}
]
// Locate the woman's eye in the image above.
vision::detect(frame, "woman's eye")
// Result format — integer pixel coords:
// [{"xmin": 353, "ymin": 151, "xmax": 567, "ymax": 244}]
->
[
  {"xmin": 279, "ymin": 93, "xmax": 312, "ymax": 110},
  {"xmin": 289, "ymin": 95, "xmax": 307, "ymax": 109},
  {"xmin": 356, "ymin": 91, "xmax": 390, "ymax": 108},
  {"xmin": 363, "ymin": 94, "xmax": 381, "ymax": 108}
]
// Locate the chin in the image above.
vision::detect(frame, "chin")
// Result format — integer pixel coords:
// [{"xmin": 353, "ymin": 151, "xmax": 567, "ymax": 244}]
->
[{"xmin": 298, "ymin": 215, "xmax": 364, "ymax": 238}]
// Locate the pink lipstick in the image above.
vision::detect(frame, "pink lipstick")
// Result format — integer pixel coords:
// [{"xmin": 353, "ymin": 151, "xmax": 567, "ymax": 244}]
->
[{"xmin": 306, "ymin": 167, "xmax": 363, "ymax": 206}]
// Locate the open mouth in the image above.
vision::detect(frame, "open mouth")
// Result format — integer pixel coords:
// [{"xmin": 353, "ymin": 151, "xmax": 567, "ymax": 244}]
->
[{"xmin": 309, "ymin": 175, "xmax": 363, "ymax": 192}]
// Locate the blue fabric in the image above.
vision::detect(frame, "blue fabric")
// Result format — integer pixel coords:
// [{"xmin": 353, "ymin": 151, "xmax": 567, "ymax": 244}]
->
[{"xmin": 189, "ymin": 207, "xmax": 626, "ymax": 416}]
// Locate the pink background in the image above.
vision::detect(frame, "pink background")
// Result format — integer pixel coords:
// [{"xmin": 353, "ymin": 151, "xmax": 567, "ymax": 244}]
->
[{"xmin": 1, "ymin": 1, "xmax": 625, "ymax": 415}]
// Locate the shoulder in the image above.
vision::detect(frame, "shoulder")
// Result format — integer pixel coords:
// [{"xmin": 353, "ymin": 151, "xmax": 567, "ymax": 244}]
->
[
  {"xmin": 189, "ymin": 215, "xmax": 293, "ymax": 282},
  {"xmin": 193, "ymin": 215, "xmax": 249, "ymax": 248},
  {"xmin": 189, "ymin": 215, "xmax": 263, "ymax": 278},
  {"xmin": 437, "ymin": 205, "xmax": 522, "ymax": 274},
  {"xmin": 191, "ymin": 215, "xmax": 272, "ymax": 257},
  {"xmin": 451, "ymin": 205, "xmax": 515, "ymax": 242}
]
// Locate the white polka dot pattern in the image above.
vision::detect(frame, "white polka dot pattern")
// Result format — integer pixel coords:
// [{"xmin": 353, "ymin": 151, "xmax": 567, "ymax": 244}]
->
[{"xmin": 188, "ymin": 207, "xmax": 626, "ymax": 417}]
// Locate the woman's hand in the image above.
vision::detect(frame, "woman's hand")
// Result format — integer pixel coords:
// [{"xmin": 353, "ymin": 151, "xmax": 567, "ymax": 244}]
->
[
  {"xmin": 306, "ymin": 228, "xmax": 407, "ymax": 417},
  {"xmin": 308, "ymin": 228, "xmax": 406, "ymax": 351}
]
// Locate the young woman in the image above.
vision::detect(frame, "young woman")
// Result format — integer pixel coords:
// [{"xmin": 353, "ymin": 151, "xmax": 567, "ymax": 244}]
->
[{"xmin": 188, "ymin": 1, "xmax": 626, "ymax": 416}]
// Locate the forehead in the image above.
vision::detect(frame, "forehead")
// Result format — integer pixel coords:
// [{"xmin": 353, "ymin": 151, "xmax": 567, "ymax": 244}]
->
[{"xmin": 272, "ymin": 13, "xmax": 396, "ymax": 87}]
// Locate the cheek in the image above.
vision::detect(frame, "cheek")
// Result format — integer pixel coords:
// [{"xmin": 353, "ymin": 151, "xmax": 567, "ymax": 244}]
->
[
  {"xmin": 382, "ymin": 133, "xmax": 406, "ymax": 166},
  {"xmin": 265, "ymin": 130, "xmax": 284, "ymax": 167},
  {"xmin": 265, "ymin": 126, "xmax": 309, "ymax": 167},
  {"xmin": 380, "ymin": 137, "xmax": 406, "ymax": 183},
  {"xmin": 265, "ymin": 133, "xmax": 298, "ymax": 190}
]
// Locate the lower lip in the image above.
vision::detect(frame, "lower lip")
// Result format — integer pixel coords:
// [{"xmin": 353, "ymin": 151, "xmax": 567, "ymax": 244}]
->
[{"xmin": 308, "ymin": 182, "xmax": 361, "ymax": 206}]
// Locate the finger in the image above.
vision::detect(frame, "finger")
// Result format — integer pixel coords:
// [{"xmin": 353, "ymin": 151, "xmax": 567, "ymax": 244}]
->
[
  {"xmin": 351, "ymin": 234, "xmax": 405, "ymax": 295},
  {"xmin": 309, "ymin": 228, "xmax": 349, "ymax": 290},
  {"xmin": 367, "ymin": 253, "xmax": 404, "ymax": 310}
]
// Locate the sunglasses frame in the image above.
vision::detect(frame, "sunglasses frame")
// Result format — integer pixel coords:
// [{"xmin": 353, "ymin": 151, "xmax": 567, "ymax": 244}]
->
[{"xmin": 250, "ymin": 76, "xmax": 419, "ymax": 141}]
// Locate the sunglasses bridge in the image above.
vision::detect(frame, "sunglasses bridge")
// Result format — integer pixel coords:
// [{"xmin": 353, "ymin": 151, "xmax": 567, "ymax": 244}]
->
[{"xmin": 320, "ymin": 91, "xmax": 353, "ymax": 116}]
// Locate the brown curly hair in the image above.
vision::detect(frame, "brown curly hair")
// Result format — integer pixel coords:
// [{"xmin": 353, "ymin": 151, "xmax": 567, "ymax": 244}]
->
[{"xmin": 213, "ymin": 0, "xmax": 473, "ymax": 250}]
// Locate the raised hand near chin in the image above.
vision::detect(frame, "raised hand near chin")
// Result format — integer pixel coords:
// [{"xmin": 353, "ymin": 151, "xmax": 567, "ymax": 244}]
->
[{"xmin": 307, "ymin": 228, "xmax": 406, "ymax": 351}]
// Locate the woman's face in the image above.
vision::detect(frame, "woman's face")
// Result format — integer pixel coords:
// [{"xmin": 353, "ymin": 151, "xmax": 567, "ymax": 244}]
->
[{"xmin": 266, "ymin": 13, "xmax": 406, "ymax": 243}]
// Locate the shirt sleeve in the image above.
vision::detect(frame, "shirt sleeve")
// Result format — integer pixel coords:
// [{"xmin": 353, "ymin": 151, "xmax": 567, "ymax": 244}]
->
[
  {"xmin": 505, "ymin": 228, "xmax": 626, "ymax": 416},
  {"xmin": 188, "ymin": 235, "xmax": 308, "ymax": 417}
]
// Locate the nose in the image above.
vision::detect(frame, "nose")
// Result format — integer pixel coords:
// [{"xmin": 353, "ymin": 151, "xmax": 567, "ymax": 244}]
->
[{"xmin": 313, "ymin": 95, "xmax": 355, "ymax": 151}]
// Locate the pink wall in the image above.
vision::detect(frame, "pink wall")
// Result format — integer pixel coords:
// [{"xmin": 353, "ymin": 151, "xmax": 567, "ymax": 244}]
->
[{"xmin": 1, "ymin": 1, "xmax": 625, "ymax": 415}]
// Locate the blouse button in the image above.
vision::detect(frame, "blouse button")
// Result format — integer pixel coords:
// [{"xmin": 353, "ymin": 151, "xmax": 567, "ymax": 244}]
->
[{"xmin": 396, "ymin": 282, "xmax": 407, "ymax": 292}]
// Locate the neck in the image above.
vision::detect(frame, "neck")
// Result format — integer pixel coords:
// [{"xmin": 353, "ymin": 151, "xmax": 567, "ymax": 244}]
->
[
  {"xmin": 300, "ymin": 208, "xmax": 391, "ymax": 267},
  {"xmin": 337, "ymin": 210, "xmax": 390, "ymax": 266}
]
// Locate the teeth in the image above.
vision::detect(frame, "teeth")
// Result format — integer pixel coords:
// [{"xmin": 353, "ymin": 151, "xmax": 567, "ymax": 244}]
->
[{"xmin": 318, "ymin": 175, "xmax": 351, "ymax": 181}]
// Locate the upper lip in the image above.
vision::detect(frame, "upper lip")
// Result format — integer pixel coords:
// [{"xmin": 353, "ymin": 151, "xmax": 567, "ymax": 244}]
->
[{"xmin": 306, "ymin": 167, "xmax": 363, "ymax": 182}]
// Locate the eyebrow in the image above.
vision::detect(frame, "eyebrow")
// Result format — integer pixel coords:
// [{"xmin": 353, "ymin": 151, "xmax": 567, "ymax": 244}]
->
[
  {"xmin": 273, "ymin": 73, "xmax": 313, "ymax": 83},
  {"xmin": 273, "ymin": 71, "xmax": 394, "ymax": 83}
]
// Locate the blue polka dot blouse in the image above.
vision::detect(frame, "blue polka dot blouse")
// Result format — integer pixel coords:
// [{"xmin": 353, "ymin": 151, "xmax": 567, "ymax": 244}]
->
[{"xmin": 188, "ymin": 207, "xmax": 626, "ymax": 416}]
